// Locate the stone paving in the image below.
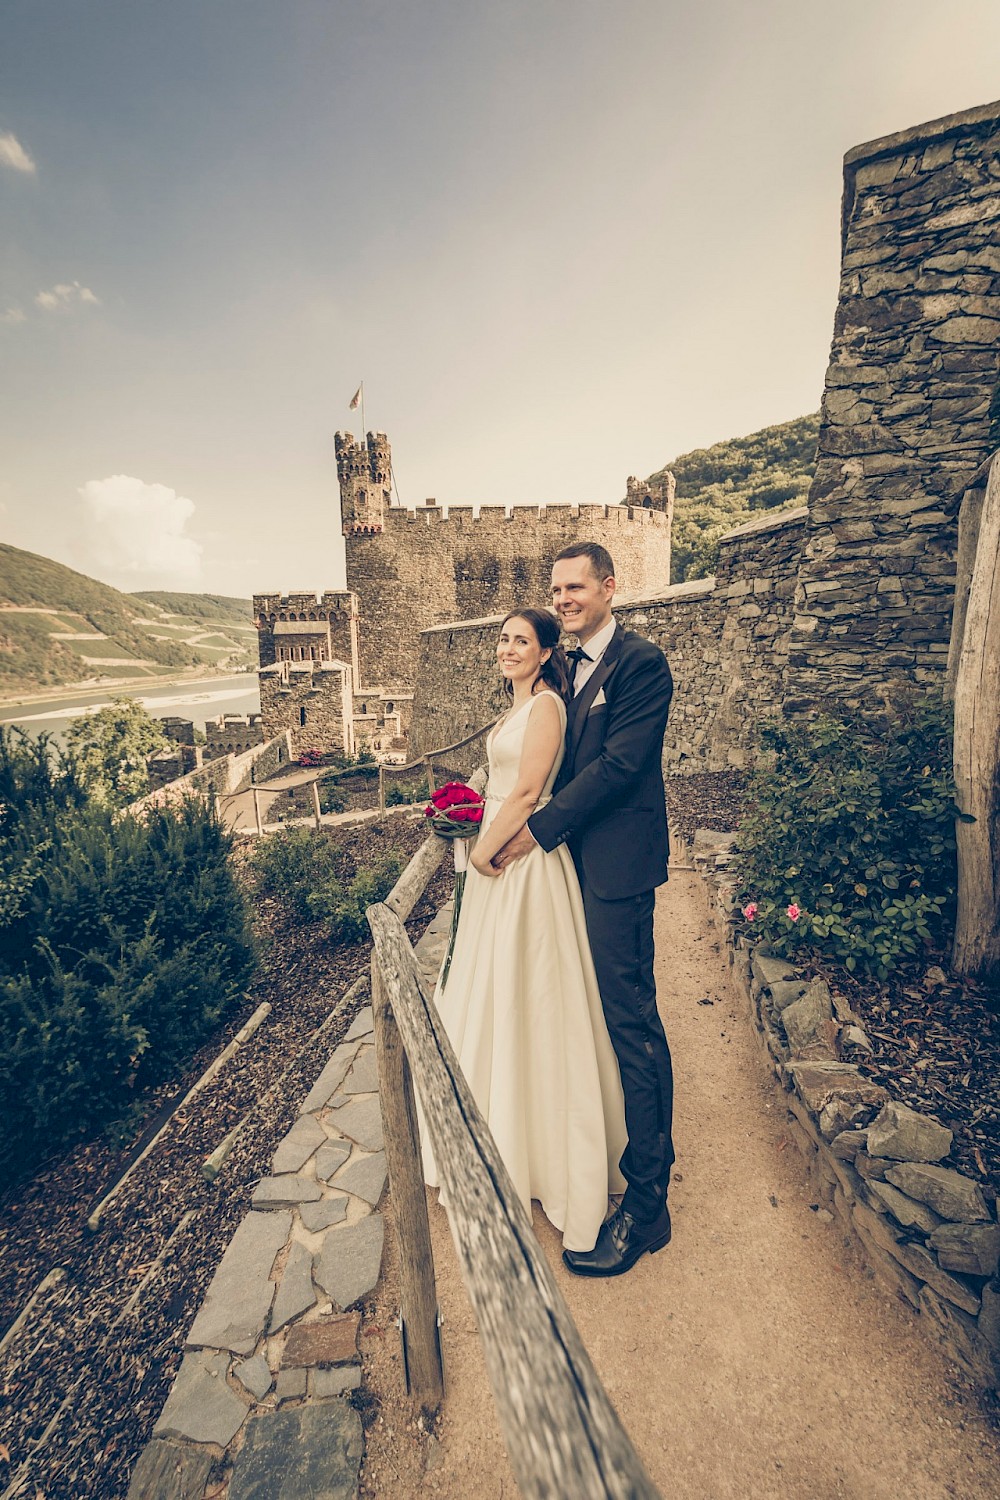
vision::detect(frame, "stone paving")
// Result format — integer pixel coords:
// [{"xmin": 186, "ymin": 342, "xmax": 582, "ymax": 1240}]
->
[
  {"xmin": 128, "ymin": 1003, "xmax": 384, "ymax": 1499},
  {"xmin": 128, "ymin": 907, "xmax": 456, "ymax": 1498}
]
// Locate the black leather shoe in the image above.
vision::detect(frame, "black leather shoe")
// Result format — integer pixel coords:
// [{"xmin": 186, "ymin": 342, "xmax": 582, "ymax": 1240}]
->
[{"xmin": 562, "ymin": 1205, "xmax": 671, "ymax": 1277}]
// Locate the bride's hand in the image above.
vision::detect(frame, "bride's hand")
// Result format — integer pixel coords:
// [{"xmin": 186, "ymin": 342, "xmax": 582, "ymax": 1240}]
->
[{"xmin": 471, "ymin": 849, "xmax": 501, "ymax": 878}]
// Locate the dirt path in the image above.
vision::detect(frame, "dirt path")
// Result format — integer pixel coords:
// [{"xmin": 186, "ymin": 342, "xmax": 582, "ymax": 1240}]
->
[{"xmin": 361, "ymin": 870, "xmax": 1000, "ymax": 1499}]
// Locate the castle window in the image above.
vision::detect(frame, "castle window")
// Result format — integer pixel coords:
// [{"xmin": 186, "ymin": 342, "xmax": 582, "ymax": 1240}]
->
[
  {"xmin": 299, "ymin": 707, "xmax": 307, "ymax": 726},
  {"xmin": 385, "ymin": 701, "xmax": 394, "ymax": 713},
  {"xmin": 643, "ymin": 495, "xmax": 652, "ymax": 508}
]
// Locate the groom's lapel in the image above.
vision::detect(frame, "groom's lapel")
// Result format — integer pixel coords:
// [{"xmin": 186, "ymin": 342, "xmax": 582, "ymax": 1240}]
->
[{"xmin": 568, "ymin": 622, "xmax": 624, "ymax": 767}]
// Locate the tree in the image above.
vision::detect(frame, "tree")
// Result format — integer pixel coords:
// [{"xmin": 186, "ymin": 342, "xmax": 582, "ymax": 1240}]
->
[{"xmin": 65, "ymin": 695, "xmax": 168, "ymax": 807}]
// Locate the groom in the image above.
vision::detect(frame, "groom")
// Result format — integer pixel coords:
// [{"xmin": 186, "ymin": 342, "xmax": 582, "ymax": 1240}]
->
[{"xmin": 493, "ymin": 540, "xmax": 676, "ymax": 1277}]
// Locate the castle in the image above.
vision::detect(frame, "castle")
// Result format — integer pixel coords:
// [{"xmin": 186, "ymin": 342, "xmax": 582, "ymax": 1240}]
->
[{"xmin": 255, "ymin": 437, "xmax": 675, "ymax": 757}]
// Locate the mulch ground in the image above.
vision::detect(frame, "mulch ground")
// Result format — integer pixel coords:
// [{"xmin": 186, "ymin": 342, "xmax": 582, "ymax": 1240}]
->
[
  {"xmin": 667, "ymin": 770, "xmax": 1000, "ymax": 1206},
  {"xmin": 0, "ymin": 814, "xmax": 451, "ymax": 1500}
]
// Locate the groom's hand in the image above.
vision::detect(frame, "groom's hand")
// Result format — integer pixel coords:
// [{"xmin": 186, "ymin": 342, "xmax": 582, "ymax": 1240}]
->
[{"xmin": 492, "ymin": 826, "xmax": 537, "ymax": 870}]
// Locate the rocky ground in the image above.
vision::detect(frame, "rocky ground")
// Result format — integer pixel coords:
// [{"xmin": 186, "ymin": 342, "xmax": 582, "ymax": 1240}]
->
[{"xmin": 0, "ymin": 814, "xmax": 450, "ymax": 1500}]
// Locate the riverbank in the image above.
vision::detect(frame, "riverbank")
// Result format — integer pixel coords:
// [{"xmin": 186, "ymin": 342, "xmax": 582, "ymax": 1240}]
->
[{"xmin": 0, "ymin": 664, "xmax": 257, "ymax": 712}]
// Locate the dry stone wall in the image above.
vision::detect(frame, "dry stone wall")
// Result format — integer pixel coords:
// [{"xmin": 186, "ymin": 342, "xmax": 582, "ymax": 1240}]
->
[
  {"xmin": 411, "ymin": 509, "xmax": 806, "ymax": 771},
  {"xmin": 785, "ymin": 99, "xmax": 1000, "ymax": 712}
]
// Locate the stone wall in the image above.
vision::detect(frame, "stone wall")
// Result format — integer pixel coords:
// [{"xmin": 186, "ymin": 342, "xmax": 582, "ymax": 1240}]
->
[
  {"xmin": 785, "ymin": 99, "xmax": 1000, "ymax": 712},
  {"xmin": 411, "ymin": 508, "xmax": 807, "ymax": 771},
  {"xmin": 259, "ymin": 662, "xmax": 353, "ymax": 759},
  {"xmin": 346, "ymin": 501, "xmax": 672, "ymax": 693},
  {"xmin": 131, "ymin": 732, "xmax": 293, "ymax": 813}
]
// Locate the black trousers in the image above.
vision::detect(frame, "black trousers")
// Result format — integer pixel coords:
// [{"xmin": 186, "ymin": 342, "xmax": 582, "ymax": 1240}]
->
[{"xmin": 580, "ymin": 881, "xmax": 675, "ymax": 1223}]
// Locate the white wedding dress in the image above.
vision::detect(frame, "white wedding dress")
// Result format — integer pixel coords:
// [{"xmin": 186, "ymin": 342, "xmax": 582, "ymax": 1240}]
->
[{"xmin": 423, "ymin": 690, "xmax": 627, "ymax": 1252}]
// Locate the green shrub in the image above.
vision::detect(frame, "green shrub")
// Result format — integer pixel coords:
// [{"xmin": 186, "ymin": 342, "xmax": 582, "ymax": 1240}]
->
[
  {"xmin": 249, "ymin": 826, "xmax": 401, "ymax": 942},
  {"xmin": 737, "ymin": 695, "xmax": 957, "ymax": 977},
  {"xmin": 0, "ymin": 728, "xmax": 256, "ymax": 1185},
  {"xmin": 385, "ymin": 776, "xmax": 429, "ymax": 807},
  {"xmin": 319, "ymin": 784, "xmax": 347, "ymax": 815}
]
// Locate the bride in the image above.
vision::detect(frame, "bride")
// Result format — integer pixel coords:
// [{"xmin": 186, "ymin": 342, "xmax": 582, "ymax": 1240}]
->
[{"xmin": 423, "ymin": 607, "xmax": 626, "ymax": 1253}]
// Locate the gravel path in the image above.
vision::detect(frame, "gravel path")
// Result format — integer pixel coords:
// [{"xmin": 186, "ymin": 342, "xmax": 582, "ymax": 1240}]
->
[{"xmin": 361, "ymin": 869, "xmax": 1000, "ymax": 1499}]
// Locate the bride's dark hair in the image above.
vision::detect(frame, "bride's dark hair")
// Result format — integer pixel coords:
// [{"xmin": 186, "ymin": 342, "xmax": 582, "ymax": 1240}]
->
[{"xmin": 499, "ymin": 608, "xmax": 572, "ymax": 703}]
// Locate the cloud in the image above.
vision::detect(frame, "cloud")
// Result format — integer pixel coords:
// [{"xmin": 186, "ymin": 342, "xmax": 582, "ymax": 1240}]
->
[
  {"xmin": 77, "ymin": 475, "xmax": 203, "ymax": 585},
  {"xmin": 1, "ymin": 307, "xmax": 26, "ymax": 325},
  {"xmin": 35, "ymin": 280, "xmax": 100, "ymax": 311},
  {"xmin": 0, "ymin": 132, "xmax": 36, "ymax": 174}
]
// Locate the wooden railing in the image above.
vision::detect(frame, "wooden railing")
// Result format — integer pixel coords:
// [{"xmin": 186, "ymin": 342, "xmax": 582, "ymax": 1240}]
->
[
  {"xmin": 367, "ymin": 793, "xmax": 661, "ymax": 1499},
  {"xmin": 374, "ymin": 718, "xmax": 497, "ymax": 812}
]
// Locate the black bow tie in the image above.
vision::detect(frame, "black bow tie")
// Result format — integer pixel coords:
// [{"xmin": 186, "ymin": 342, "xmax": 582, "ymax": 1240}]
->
[{"xmin": 566, "ymin": 646, "xmax": 590, "ymax": 679}]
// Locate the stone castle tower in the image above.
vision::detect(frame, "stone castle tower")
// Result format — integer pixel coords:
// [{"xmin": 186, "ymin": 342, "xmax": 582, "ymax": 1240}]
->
[
  {"xmin": 335, "ymin": 431, "xmax": 392, "ymax": 534},
  {"xmin": 336, "ymin": 430, "xmax": 674, "ymax": 694},
  {"xmin": 255, "ymin": 429, "xmax": 674, "ymax": 758}
]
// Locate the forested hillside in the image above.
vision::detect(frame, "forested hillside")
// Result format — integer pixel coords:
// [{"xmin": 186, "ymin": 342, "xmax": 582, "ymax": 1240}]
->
[
  {"xmin": 651, "ymin": 413, "xmax": 820, "ymax": 582},
  {"xmin": 0, "ymin": 544, "xmax": 255, "ymax": 693}
]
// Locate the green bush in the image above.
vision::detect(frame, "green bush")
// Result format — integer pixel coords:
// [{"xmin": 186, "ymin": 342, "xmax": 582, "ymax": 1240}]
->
[
  {"xmin": 737, "ymin": 695, "xmax": 957, "ymax": 977},
  {"xmin": 0, "ymin": 728, "xmax": 256, "ymax": 1186},
  {"xmin": 249, "ymin": 826, "xmax": 401, "ymax": 943},
  {"xmin": 319, "ymin": 784, "xmax": 347, "ymax": 815},
  {"xmin": 385, "ymin": 776, "xmax": 429, "ymax": 807}
]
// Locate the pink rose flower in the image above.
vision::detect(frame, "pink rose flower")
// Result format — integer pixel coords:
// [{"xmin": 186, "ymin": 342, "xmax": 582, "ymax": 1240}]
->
[
  {"xmin": 786, "ymin": 903, "xmax": 801, "ymax": 922},
  {"xmin": 742, "ymin": 902, "xmax": 758, "ymax": 921}
]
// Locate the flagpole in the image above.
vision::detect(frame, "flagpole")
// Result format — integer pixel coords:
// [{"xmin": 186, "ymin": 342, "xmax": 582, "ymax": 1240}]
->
[{"xmin": 360, "ymin": 380, "xmax": 366, "ymax": 441}]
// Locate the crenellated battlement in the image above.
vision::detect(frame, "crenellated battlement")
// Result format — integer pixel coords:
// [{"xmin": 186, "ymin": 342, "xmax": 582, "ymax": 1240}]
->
[
  {"xmin": 253, "ymin": 591, "xmax": 356, "ymax": 620},
  {"xmin": 378, "ymin": 501, "xmax": 670, "ymax": 532}
]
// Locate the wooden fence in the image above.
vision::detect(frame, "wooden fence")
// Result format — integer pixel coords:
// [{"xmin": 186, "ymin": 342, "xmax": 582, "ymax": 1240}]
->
[{"xmin": 366, "ymin": 791, "xmax": 660, "ymax": 1499}]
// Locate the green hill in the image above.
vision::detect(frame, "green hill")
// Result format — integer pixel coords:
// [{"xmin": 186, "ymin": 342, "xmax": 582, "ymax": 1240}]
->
[
  {"xmin": 131, "ymin": 590, "xmax": 251, "ymax": 626},
  {"xmin": 651, "ymin": 413, "xmax": 820, "ymax": 582},
  {"xmin": 0, "ymin": 544, "xmax": 256, "ymax": 695}
]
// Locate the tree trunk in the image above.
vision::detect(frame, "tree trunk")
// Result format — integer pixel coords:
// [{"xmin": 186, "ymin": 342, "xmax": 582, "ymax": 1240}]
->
[{"xmin": 952, "ymin": 452, "xmax": 1000, "ymax": 981}]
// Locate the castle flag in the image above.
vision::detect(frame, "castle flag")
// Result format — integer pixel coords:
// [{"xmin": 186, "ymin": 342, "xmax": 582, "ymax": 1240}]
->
[{"xmin": 349, "ymin": 384, "xmax": 362, "ymax": 410}]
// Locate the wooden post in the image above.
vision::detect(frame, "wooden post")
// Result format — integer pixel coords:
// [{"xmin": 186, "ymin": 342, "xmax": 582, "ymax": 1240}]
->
[
  {"xmin": 311, "ymin": 778, "xmax": 322, "ymax": 829},
  {"xmin": 378, "ymin": 764, "xmax": 386, "ymax": 814},
  {"xmin": 252, "ymin": 787, "xmax": 263, "ymax": 836},
  {"xmin": 952, "ymin": 451, "xmax": 1000, "ymax": 981},
  {"xmin": 946, "ymin": 482, "xmax": 987, "ymax": 700},
  {"xmin": 370, "ymin": 955, "xmax": 444, "ymax": 1412},
  {"xmin": 424, "ymin": 756, "xmax": 437, "ymax": 795}
]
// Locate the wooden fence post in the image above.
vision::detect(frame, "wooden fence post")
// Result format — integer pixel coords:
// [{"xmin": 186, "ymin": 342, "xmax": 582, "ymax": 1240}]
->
[
  {"xmin": 952, "ymin": 451, "xmax": 1000, "ymax": 981},
  {"xmin": 424, "ymin": 756, "xmax": 436, "ymax": 795},
  {"xmin": 252, "ymin": 787, "xmax": 263, "ymax": 836},
  {"xmin": 378, "ymin": 764, "xmax": 386, "ymax": 815},
  {"xmin": 370, "ymin": 955, "xmax": 444, "ymax": 1412},
  {"xmin": 311, "ymin": 779, "xmax": 322, "ymax": 829}
]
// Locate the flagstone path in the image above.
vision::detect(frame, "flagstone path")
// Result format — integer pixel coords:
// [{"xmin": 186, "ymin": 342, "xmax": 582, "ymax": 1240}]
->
[{"xmin": 359, "ymin": 869, "xmax": 1000, "ymax": 1499}]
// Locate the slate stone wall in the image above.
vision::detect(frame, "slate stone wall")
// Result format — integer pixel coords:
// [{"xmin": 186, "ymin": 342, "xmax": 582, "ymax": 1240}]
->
[
  {"xmin": 785, "ymin": 99, "xmax": 1000, "ymax": 712},
  {"xmin": 411, "ymin": 508, "xmax": 807, "ymax": 771}
]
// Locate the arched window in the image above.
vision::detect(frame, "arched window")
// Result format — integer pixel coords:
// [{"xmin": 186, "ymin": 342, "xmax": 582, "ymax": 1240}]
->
[
  {"xmin": 360, "ymin": 702, "xmax": 367, "ymax": 714},
  {"xmin": 299, "ymin": 707, "xmax": 307, "ymax": 726},
  {"xmin": 385, "ymin": 701, "xmax": 394, "ymax": 713}
]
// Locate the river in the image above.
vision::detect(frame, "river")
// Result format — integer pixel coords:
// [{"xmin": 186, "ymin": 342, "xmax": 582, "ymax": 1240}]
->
[{"xmin": 0, "ymin": 674, "xmax": 262, "ymax": 740}]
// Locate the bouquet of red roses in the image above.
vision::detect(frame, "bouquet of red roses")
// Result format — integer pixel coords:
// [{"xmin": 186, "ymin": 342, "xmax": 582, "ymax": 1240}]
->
[{"xmin": 424, "ymin": 782, "xmax": 485, "ymax": 990}]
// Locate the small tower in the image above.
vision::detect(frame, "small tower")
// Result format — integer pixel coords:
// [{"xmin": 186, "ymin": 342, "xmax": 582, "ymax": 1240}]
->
[
  {"xmin": 624, "ymin": 471, "xmax": 675, "ymax": 514},
  {"xmin": 336, "ymin": 430, "xmax": 392, "ymax": 535}
]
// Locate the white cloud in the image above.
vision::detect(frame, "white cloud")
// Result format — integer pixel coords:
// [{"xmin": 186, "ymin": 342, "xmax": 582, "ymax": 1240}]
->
[
  {"xmin": 0, "ymin": 132, "xmax": 36, "ymax": 174},
  {"xmin": 35, "ymin": 280, "xmax": 100, "ymax": 311},
  {"xmin": 77, "ymin": 475, "xmax": 203, "ymax": 586},
  {"xmin": 1, "ymin": 307, "xmax": 26, "ymax": 325}
]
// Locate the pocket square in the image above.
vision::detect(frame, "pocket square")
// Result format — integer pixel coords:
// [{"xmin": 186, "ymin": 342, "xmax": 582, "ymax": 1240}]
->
[{"xmin": 589, "ymin": 688, "xmax": 607, "ymax": 709}]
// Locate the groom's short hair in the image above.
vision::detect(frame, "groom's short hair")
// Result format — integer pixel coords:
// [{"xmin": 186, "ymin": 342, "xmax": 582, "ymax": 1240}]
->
[{"xmin": 554, "ymin": 541, "xmax": 615, "ymax": 582}]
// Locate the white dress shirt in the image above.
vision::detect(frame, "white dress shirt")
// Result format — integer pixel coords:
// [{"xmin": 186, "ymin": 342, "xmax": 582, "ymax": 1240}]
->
[{"xmin": 571, "ymin": 616, "xmax": 616, "ymax": 695}]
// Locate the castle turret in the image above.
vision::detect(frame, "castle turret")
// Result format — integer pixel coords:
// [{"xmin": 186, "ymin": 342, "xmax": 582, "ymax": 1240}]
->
[
  {"xmin": 336, "ymin": 430, "xmax": 391, "ymax": 535},
  {"xmin": 624, "ymin": 471, "xmax": 675, "ymax": 515}
]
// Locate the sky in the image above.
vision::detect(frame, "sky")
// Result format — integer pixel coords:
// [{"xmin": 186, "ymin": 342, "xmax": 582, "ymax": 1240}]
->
[{"xmin": 2, "ymin": 1, "xmax": 1000, "ymax": 598}]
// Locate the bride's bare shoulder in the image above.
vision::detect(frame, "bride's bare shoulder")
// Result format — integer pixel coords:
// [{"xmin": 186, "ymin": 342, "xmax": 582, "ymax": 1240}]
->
[{"xmin": 530, "ymin": 689, "xmax": 567, "ymax": 717}]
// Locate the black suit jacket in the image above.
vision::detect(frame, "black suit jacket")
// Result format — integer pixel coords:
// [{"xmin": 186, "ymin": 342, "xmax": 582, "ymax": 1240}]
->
[{"xmin": 527, "ymin": 623, "xmax": 673, "ymax": 900}]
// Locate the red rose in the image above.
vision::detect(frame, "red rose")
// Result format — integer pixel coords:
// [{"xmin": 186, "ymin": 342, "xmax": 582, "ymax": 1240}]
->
[{"xmin": 425, "ymin": 781, "xmax": 484, "ymax": 825}]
